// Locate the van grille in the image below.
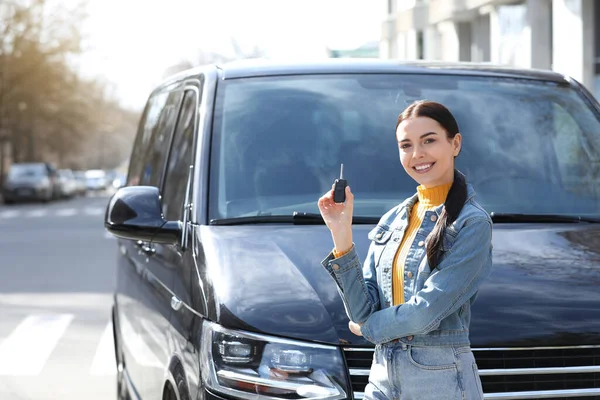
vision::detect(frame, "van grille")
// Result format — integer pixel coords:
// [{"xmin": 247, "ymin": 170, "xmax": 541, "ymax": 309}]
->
[{"xmin": 343, "ymin": 346, "xmax": 600, "ymax": 399}]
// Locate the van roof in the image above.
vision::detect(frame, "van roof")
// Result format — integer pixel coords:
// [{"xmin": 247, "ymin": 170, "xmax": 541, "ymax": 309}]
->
[
  {"xmin": 160, "ymin": 58, "xmax": 570, "ymax": 86},
  {"xmin": 214, "ymin": 59, "xmax": 568, "ymax": 83}
]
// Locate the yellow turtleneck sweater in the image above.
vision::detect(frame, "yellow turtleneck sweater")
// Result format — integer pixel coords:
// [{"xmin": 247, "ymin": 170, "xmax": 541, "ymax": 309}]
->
[{"xmin": 392, "ymin": 182, "xmax": 452, "ymax": 305}]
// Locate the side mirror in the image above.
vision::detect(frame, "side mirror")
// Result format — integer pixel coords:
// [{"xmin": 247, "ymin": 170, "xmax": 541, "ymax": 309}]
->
[{"xmin": 104, "ymin": 186, "xmax": 181, "ymax": 244}]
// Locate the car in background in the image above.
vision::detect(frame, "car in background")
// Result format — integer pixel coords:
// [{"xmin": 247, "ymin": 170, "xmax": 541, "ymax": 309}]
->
[
  {"xmin": 85, "ymin": 169, "xmax": 107, "ymax": 191},
  {"xmin": 1, "ymin": 162, "xmax": 57, "ymax": 203},
  {"xmin": 103, "ymin": 169, "xmax": 126, "ymax": 191},
  {"xmin": 57, "ymin": 169, "xmax": 77, "ymax": 198},
  {"xmin": 110, "ymin": 173, "xmax": 126, "ymax": 190},
  {"xmin": 73, "ymin": 171, "xmax": 88, "ymax": 196}
]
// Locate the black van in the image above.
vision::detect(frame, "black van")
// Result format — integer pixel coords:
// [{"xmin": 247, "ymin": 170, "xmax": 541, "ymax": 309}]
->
[{"xmin": 105, "ymin": 60, "xmax": 600, "ymax": 400}]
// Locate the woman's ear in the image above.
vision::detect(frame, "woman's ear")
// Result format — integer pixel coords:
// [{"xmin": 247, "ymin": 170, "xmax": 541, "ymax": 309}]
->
[{"xmin": 453, "ymin": 133, "xmax": 462, "ymax": 157}]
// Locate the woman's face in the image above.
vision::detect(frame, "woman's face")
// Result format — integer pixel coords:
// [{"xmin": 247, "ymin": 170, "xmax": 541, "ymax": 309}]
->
[{"xmin": 396, "ymin": 116, "xmax": 461, "ymax": 188}]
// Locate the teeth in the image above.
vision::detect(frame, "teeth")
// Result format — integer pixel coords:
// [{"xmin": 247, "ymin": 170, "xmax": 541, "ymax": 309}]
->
[{"xmin": 415, "ymin": 164, "xmax": 432, "ymax": 171}]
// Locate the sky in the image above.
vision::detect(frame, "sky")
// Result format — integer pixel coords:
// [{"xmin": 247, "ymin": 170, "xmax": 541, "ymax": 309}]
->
[{"xmin": 71, "ymin": 0, "xmax": 386, "ymax": 110}]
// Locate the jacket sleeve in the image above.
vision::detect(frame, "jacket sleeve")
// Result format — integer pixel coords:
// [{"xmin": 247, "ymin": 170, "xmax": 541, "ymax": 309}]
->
[
  {"xmin": 360, "ymin": 217, "xmax": 492, "ymax": 345},
  {"xmin": 321, "ymin": 241, "xmax": 381, "ymax": 324}
]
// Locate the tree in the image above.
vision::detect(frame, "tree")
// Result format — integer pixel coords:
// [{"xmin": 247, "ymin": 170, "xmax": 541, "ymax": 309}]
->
[{"xmin": 0, "ymin": 0, "xmax": 139, "ymax": 183}]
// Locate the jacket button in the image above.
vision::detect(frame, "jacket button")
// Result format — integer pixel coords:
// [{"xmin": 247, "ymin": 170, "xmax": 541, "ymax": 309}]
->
[
  {"xmin": 332, "ymin": 264, "xmax": 340, "ymax": 271},
  {"xmin": 406, "ymin": 271, "xmax": 413, "ymax": 278},
  {"xmin": 376, "ymin": 232, "xmax": 383, "ymax": 239},
  {"xmin": 418, "ymin": 240, "xmax": 425, "ymax": 247},
  {"xmin": 431, "ymin": 215, "xmax": 437, "ymax": 222},
  {"xmin": 407, "ymin": 335, "xmax": 413, "ymax": 341}
]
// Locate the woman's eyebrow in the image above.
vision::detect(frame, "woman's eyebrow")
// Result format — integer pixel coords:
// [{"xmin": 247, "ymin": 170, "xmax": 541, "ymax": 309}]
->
[{"xmin": 399, "ymin": 132, "xmax": 438, "ymax": 143}]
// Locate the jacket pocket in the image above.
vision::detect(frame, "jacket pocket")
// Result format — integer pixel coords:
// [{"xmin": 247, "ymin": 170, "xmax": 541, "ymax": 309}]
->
[
  {"xmin": 441, "ymin": 226, "xmax": 458, "ymax": 252},
  {"xmin": 414, "ymin": 229, "xmax": 457, "ymax": 294},
  {"xmin": 368, "ymin": 224, "xmax": 393, "ymax": 244},
  {"xmin": 367, "ymin": 225, "xmax": 393, "ymax": 264}
]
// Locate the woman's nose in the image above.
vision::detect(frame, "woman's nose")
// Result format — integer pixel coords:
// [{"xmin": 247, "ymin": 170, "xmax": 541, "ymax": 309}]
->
[{"xmin": 412, "ymin": 145, "xmax": 425, "ymax": 159}]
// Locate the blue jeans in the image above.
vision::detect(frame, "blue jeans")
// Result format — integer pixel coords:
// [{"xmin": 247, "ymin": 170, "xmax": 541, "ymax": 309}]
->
[{"xmin": 366, "ymin": 341, "xmax": 484, "ymax": 400}]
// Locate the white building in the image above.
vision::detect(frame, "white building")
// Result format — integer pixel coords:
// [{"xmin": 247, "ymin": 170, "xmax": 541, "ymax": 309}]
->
[{"xmin": 380, "ymin": 0, "xmax": 600, "ymax": 98}]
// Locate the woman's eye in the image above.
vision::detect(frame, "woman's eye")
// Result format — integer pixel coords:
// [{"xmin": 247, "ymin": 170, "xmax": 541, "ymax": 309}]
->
[
  {"xmin": 424, "ymin": 138, "xmax": 436, "ymax": 144},
  {"xmin": 400, "ymin": 143, "xmax": 411, "ymax": 149}
]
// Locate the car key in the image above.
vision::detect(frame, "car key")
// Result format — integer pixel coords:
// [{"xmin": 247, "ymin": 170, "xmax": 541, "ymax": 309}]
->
[{"xmin": 333, "ymin": 163, "xmax": 347, "ymax": 203}]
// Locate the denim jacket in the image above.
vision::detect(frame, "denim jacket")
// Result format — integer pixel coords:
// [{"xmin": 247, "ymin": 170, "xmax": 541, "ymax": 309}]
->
[{"xmin": 321, "ymin": 183, "xmax": 492, "ymax": 346}]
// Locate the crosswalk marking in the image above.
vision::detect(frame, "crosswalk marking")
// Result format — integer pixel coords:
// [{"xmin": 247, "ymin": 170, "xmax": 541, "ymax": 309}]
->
[
  {"xmin": 56, "ymin": 208, "xmax": 78, "ymax": 217},
  {"xmin": 26, "ymin": 209, "xmax": 47, "ymax": 218},
  {"xmin": 90, "ymin": 322, "xmax": 117, "ymax": 376},
  {"xmin": 0, "ymin": 210, "xmax": 19, "ymax": 219},
  {"xmin": 0, "ymin": 314, "xmax": 119, "ymax": 377},
  {"xmin": 84, "ymin": 207, "xmax": 104, "ymax": 216},
  {"xmin": 0, "ymin": 314, "xmax": 74, "ymax": 376},
  {"xmin": 0, "ymin": 207, "xmax": 105, "ymax": 219}
]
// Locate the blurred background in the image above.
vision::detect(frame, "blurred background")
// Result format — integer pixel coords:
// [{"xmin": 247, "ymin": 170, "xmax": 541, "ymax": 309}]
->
[
  {"xmin": 0, "ymin": 0, "xmax": 385, "ymax": 181},
  {"xmin": 381, "ymin": 0, "xmax": 600, "ymax": 98},
  {"xmin": 1, "ymin": 0, "xmax": 598, "ymax": 182},
  {"xmin": 0, "ymin": 1, "xmax": 598, "ymax": 399}
]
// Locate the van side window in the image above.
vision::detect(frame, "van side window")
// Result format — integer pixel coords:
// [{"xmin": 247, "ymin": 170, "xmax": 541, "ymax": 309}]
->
[
  {"xmin": 139, "ymin": 90, "xmax": 182, "ymax": 188},
  {"xmin": 127, "ymin": 92, "xmax": 169, "ymax": 186},
  {"xmin": 162, "ymin": 90, "xmax": 197, "ymax": 221}
]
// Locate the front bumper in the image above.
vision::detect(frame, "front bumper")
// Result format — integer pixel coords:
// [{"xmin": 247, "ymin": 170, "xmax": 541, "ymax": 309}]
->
[{"xmin": 2, "ymin": 186, "xmax": 50, "ymax": 201}]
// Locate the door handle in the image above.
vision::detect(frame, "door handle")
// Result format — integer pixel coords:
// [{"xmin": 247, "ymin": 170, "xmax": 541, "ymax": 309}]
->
[
  {"xmin": 135, "ymin": 240, "xmax": 155, "ymax": 256},
  {"xmin": 140, "ymin": 244, "xmax": 155, "ymax": 256},
  {"xmin": 171, "ymin": 296, "xmax": 183, "ymax": 311}
]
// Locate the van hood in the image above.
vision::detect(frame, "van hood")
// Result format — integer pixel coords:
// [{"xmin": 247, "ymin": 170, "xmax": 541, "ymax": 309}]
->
[{"xmin": 197, "ymin": 223, "xmax": 600, "ymax": 347}]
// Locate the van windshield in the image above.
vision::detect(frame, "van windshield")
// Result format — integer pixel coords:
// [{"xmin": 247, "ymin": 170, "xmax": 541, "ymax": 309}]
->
[{"xmin": 209, "ymin": 73, "xmax": 600, "ymax": 219}]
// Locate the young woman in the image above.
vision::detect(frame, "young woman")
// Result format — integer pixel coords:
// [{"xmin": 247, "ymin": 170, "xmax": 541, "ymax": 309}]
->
[{"xmin": 318, "ymin": 100, "xmax": 492, "ymax": 400}]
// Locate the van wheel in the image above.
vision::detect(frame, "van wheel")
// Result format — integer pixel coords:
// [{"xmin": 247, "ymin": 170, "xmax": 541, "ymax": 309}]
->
[{"xmin": 163, "ymin": 383, "xmax": 177, "ymax": 400}]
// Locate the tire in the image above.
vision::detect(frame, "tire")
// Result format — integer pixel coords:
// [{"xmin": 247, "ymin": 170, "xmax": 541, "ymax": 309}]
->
[{"xmin": 163, "ymin": 384, "xmax": 177, "ymax": 400}]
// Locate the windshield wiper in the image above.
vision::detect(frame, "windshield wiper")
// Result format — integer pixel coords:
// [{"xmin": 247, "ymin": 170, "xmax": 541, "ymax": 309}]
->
[
  {"xmin": 210, "ymin": 215, "xmax": 293, "ymax": 225},
  {"xmin": 291, "ymin": 212, "xmax": 380, "ymax": 225},
  {"xmin": 209, "ymin": 212, "xmax": 380, "ymax": 226},
  {"xmin": 490, "ymin": 212, "xmax": 600, "ymax": 224}
]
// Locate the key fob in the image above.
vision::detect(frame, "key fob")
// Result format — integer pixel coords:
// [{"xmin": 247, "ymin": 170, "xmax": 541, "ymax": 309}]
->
[
  {"xmin": 333, "ymin": 163, "xmax": 347, "ymax": 203},
  {"xmin": 334, "ymin": 178, "xmax": 347, "ymax": 203}
]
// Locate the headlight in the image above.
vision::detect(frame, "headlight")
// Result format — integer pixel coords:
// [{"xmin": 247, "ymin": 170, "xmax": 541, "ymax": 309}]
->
[{"xmin": 201, "ymin": 321, "xmax": 348, "ymax": 400}]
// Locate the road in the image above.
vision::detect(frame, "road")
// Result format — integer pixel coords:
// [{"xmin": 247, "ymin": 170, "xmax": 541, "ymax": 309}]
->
[{"xmin": 0, "ymin": 192, "xmax": 118, "ymax": 400}]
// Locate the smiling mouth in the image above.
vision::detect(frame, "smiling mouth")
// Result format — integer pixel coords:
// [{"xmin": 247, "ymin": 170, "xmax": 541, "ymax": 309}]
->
[{"xmin": 413, "ymin": 162, "xmax": 435, "ymax": 173}]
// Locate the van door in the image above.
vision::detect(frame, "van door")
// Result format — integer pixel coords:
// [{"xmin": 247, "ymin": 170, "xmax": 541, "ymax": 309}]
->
[
  {"xmin": 148, "ymin": 85, "xmax": 202, "ymax": 399},
  {"xmin": 116, "ymin": 87, "xmax": 182, "ymax": 400}
]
